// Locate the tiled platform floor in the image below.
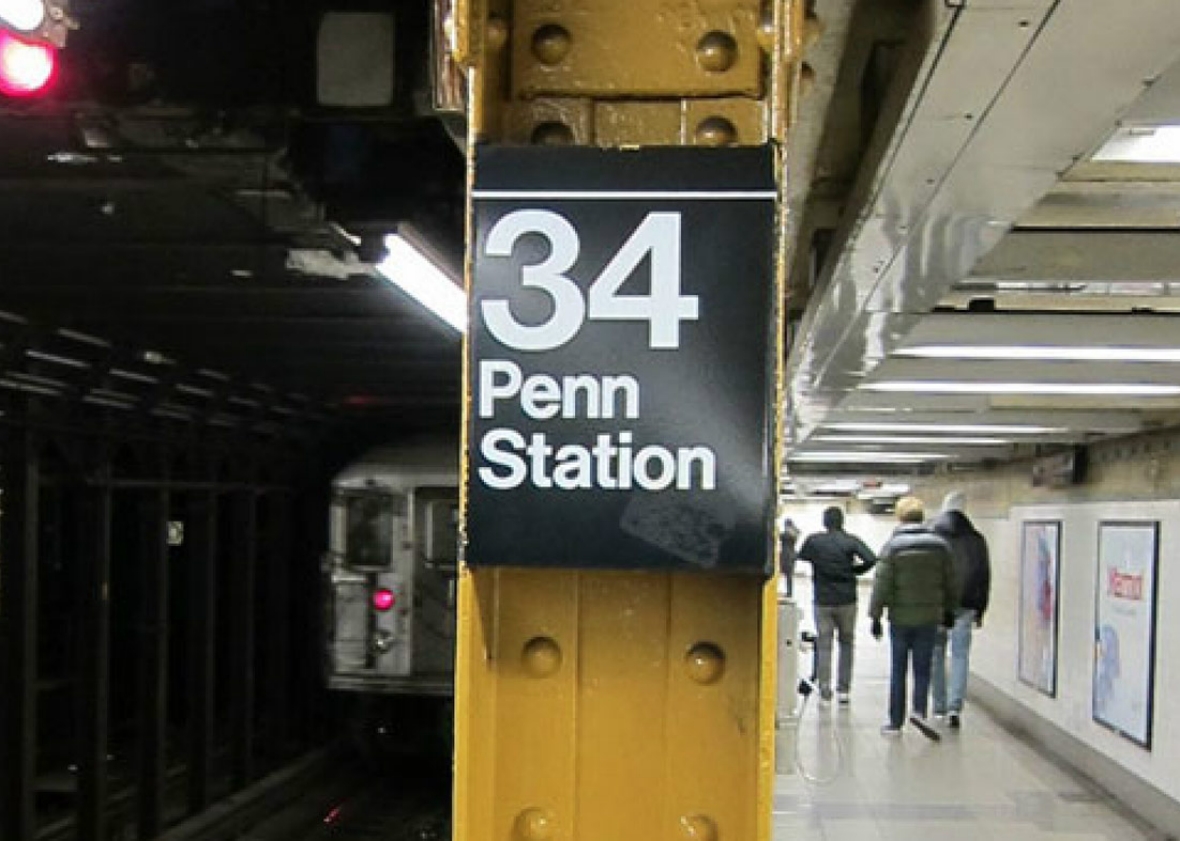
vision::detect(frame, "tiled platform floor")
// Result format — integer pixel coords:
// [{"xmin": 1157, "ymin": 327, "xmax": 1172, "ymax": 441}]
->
[{"xmin": 774, "ymin": 583, "xmax": 1166, "ymax": 840}]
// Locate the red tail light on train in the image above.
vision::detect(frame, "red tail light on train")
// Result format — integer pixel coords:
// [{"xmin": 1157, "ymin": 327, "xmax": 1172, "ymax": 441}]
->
[{"xmin": 372, "ymin": 587, "xmax": 396, "ymax": 612}]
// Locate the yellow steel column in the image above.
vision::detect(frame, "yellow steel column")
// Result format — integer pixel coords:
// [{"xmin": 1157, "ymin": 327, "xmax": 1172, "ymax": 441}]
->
[{"xmin": 452, "ymin": 0, "xmax": 805, "ymax": 838}]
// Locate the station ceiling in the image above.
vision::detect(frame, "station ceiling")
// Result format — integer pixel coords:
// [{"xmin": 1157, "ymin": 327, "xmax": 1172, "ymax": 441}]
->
[
  {"xmin": 2, "ymin": 0, "xmax": 1179, "ymax": 479},
  {"xmin": 0, "ymin": 0, "xmax": 465, "ymax": 451},
  {"xmin": 784, "ymin": 0, "xmax": 1180, "ymax": 491}
]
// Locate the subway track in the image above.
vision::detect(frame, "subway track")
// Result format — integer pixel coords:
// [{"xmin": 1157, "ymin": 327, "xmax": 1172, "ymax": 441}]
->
[{"xmin": 290, "ymin": 775, "xmax": 450, "ymax": 841}]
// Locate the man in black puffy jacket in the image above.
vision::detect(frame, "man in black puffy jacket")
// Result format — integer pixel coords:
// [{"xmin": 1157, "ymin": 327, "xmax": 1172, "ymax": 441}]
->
[
  {"xmin": 797, "ymin": 506, "xmax": 877, "ymax": 705},
  {"xmin": 928, "ymin": 490, "xmax": 991, "ymax": 729}
]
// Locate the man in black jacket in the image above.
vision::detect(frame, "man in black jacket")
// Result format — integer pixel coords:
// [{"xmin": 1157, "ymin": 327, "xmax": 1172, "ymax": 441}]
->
[
  {"xmin": 797, "ymin": 506, "xmax": 877, "ymax": 704},
  {"xmin": 929, "ymin": 490, "xmax": 991, "ymax": 729}
]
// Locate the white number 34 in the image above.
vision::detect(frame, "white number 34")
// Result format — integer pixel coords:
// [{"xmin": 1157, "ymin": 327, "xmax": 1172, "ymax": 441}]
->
[{"xmin": 480, "ymin": 210, "xmax": 699, "ymax": 351}]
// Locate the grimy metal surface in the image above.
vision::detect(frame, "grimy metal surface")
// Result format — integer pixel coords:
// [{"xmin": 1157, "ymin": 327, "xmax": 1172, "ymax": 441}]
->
[{"xmin": 452, "ymin": 0, "xmax": 803, "ymax": 837}]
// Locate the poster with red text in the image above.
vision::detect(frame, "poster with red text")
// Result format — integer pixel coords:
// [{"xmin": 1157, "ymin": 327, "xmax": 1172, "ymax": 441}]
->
[{"xmin": 1093, "ymin": 521, "xmax": 1158, "ymax": 748}]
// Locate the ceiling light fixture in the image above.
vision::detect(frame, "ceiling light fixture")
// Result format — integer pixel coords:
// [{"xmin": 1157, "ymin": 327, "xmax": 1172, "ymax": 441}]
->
[
  {"xmin": 861, "ymin": 381, "xmax": 1180, "ymax": 396},
  {"xmin": 824, "ymin": 422, "xmax": 1065, "ymax": 435},
  {"xmin": 788, "ymin": 451, "xmax": 952, "ymax": 463},
  {"xmin": 813, "ymin": 434, "xmax": 1010, "ymax": 446},
  {"xmin": 897, "ymin": 344, "xmax": 1180, "ymax": 363},
  {"xmin": 376, "ymin": 233, "xmax": 467, "ymax": 333},
  {"xmin": 1092, "ymin": 124, "xmax": 1180, "ymax": 164}
]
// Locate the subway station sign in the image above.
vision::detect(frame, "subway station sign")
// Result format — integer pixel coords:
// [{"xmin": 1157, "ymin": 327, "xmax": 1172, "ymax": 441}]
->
[{"xmin": 467, "ymin": 146, "xmax": 777, "ymax": 573}]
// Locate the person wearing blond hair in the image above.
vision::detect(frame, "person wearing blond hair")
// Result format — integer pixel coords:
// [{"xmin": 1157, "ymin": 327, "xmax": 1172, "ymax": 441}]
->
[{"xmin": 869, "ymin": 496, "xmax": 957, "ymax": 737}]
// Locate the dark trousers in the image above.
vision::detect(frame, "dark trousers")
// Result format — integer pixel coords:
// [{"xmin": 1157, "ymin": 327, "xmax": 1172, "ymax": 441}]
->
[{"xmin": 888, "ymin": 624, "xmax": 938, "ymax": 728}]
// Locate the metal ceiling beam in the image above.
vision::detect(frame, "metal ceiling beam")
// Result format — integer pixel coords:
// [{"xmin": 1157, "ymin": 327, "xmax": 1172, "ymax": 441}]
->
[
  {"xmin": 898, "ymin": 311, "xmax": 1180, "ymax": 348},
  {"xmin": 815, "ymin": 407, "xmax": 1145, "ymax": 435},
  {"xmin": 787, "ymin": 0, "xmax": 1180, "ymax": 443}
]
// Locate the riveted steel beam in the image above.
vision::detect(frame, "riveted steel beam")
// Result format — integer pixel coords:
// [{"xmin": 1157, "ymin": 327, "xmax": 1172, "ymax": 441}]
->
[
  {"xmin": 458, "ymin": 0, "xmax": 805, "ymax": 148},
  {"xmin": 452, "ymin": 0, "xmax": 803, "ymax": 838},
  {"xmin": 0, "ymin": 427, "xmax": 41, "ymax": 841}
]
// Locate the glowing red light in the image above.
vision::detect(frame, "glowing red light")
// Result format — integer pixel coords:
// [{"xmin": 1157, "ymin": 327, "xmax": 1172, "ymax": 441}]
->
[
  {"xmin": 0, "ymin": 31, "xmax": 56, "ymax": 98},
  {"xmin": 372, "ymin": 588, "xmax": 396, "ymax": 612}
]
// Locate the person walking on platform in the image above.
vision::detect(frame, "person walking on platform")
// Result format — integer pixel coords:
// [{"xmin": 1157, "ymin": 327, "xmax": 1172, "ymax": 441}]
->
[
  {"xmin": 929, "ymin": 490, "xmax": 991, "ymax": 729},
  {"xmin": 779, "ymin": 517, "xmax": 801, "ymax": 597},
  {"xmin": 797, "ymin": 506, "xmax": 877, "ymax": 705},
  {"xmin": 869, "ymin": 496, "xmax": 957, "ymax": 737}
]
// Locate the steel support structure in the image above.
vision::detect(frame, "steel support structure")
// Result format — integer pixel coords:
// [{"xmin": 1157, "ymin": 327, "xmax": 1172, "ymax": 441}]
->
[
  {"xmin": 186, "ymin": 487, "xmax": 219, "ymax": 814},
  {"xmin": 229, "ymin": 487, "xmax": 258, "ymax": 787},
  {"xmin": 136, "ymin": 467, "xmax": 171, "ymax": 839},
  {"xmin": 261, "ymin": 490, "xmax": 294, "ymax": 754},
  {"xmin": 452, "ymin": 1, "xmax": 803, "ymax": 838},
  {"xmin": 0, "ymin": 428, "xmax": 41, "ymax": 841},
  {"xmin": 76, "ymin": 453, "xmax": 113, "ymax": 841}
]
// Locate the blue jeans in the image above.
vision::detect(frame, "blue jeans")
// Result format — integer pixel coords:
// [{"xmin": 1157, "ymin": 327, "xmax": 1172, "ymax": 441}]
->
[
  {"xmin": 888, "ymin": 624, "xmax": 937, "ymax": 728},
  {"xmin": 931, "ymin": 610, "xmax": 975, "ymax": 715}
]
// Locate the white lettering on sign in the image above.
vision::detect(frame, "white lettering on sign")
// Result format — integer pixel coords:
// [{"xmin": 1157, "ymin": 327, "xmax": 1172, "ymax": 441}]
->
[
  {"xmin": 478, "ymin": 359, "xmax": 639, "ymax": 420},
  {"xmin": 478, "ymin": 430, "xmax": 716, "ymax": 491},
  {"xmin": 474, "ymin": 207, "xmax": 719, "ymax": 495},
  {"xmin": 480, "ymin": 210, "xmax": 699, "ymax": 351}
]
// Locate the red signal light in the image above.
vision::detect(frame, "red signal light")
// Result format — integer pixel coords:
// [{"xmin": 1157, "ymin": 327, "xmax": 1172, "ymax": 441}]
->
[
  {"xmin": 372, "ymin": 588, "xmax": 396, "ymax": 612},
  {"xmin": 0, "ymin": 30, "xmax": 56, "ymax": 98}
]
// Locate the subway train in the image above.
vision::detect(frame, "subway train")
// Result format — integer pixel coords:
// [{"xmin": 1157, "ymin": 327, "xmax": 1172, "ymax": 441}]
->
[{"xmin": 322, "ymin": 440, "xmax": 459, "ymax": 758}]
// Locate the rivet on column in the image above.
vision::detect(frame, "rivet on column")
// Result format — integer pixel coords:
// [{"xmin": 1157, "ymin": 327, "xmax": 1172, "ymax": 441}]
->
[
  {"xmin": 522, "ymin": 636, "xmax": 563, "ymax": 677},
  {"xmin": 695, "ymin": 31, "xmax": 737, "ymax": 73},
  {"xmin": 679, "ymin": 814, "xmax": 719, "ymax": 840},
  {"xmin": 694, "ymin": 117, "xmax": 736, "ymax": 147},
  {"xmin": 531, "ymin": 122, "xmax": 575, "ymax": 145},
  {"xmin": 532, "ymin": 24, "xmax": 572, "ymax": 65},
  {"xmin": 486, "ymin": 15, "xmax": 509, "ymax": 51},
  {"xmin": 515, "ymin": 807, "xmax": 556, "ymax": 840},
  {"xmin": 684, "ymin": 642, "xmax": 725, "ymax": 684}
]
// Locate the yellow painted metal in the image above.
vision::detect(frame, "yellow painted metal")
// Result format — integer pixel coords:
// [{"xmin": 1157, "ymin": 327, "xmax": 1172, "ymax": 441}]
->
[
  {"xmin": 455, "ymin": 0, "xmax": 803, "ymax": 835},
  {"xmin": 457, "ymin": 0, "xmax": 797, "ymax": 148},
  {"xmin": 510, "ymin": 0, "xmax": 764, "ymax": 99},
  {"xmin": 454, "ymin": 567, "xmax": 772, "ymax": 840}
]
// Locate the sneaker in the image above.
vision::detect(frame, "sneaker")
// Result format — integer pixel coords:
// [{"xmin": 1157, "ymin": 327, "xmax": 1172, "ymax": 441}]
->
[
  {"xmin": 837, "ymin": 692, "xmax": 851, "ymax": 706},
  {"xmin": 880, "ymin": 724, "xmax": 902, "ymax": 737},
  {"xmin": 948, "ymin": 713, "xmax": 961, "ymax": 729}
]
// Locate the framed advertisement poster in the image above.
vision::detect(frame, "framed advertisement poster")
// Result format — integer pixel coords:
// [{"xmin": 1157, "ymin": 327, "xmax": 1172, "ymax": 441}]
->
[
  {"xmin": 1093, "ymin": 521, "xmax": 1159, "ymax": 748},
  {"xmin": 1018, "ymin": 521, "xmax": 1060, "ymax": 696}
]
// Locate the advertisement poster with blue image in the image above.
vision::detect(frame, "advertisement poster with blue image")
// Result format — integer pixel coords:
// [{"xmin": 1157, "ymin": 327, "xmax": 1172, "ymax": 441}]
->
[{"xmin": 1093, "ymin": 521, "xmax": 1159, "ymax": 748}]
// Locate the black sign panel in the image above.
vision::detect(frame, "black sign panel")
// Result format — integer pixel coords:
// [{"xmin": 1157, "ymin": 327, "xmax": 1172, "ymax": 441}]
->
[{"xmin": 467, "ymin": 146, "xmax": 777, "ymax": 574}]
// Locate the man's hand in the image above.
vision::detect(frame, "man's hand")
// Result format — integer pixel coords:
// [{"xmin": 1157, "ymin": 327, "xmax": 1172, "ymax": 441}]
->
[{"xmin": 870, "ymin": 618, "xmax": 883, "ymax": 640}]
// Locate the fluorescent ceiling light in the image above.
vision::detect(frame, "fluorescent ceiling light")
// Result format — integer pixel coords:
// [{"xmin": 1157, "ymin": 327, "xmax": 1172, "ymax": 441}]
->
[
  {"xmin": 861, "ymin": 381, "xmax": 1180, "ymax": 396},
  {"xmin": 824, "ymin": 422, "xmax": 1064, "ymax": 435},
  {"xmin": 0, "ymin": 0, "xmax": 46, "ymax": 32},
  {"xmin": 813, "ymin": 434, "xmax": 1009, "ymax": 446},
  {"xmin": 376, "ymin": 233, "xmax": 467, "ymax": 333},
  {"xmin": 1093, "ymin": 124, "xmax": 1180, "ymax": 164},
  {"xmin": 897, "ymin": 344, "xmax": 1180, "ymax": 363},
  {"xmin": 789, "ymin": 451, "xmax": 952, "ymax": 463}
]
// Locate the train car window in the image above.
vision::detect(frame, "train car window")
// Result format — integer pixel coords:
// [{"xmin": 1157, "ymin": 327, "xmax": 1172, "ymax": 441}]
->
[
  {"xmin": 417, "ymin": 487, "xmax": 459, "ymax": 567},
  {"xmin": 340, "ymin": 490, "xmax": 404, "ymax": 569}
]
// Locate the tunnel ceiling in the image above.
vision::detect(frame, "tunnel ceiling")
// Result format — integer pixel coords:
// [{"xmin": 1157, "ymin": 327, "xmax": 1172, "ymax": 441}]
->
[{"xmin": 0, "ymin": 0, "xmax": 465, "ymax": 449}]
